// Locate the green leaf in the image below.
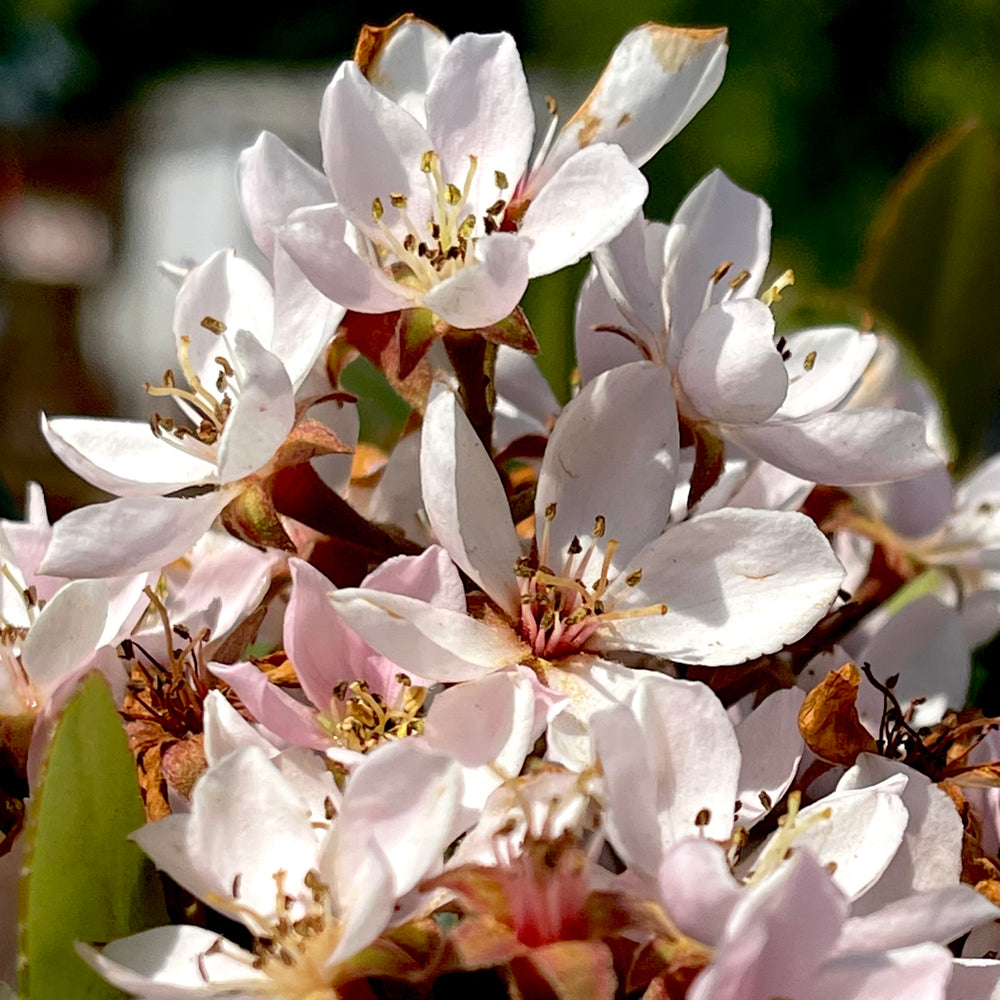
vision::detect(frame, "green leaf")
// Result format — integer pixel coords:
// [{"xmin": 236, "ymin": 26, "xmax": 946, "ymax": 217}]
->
[
  {"xmin": 859, "ymin": 120, "xmax": 1000, "ymax": 466},
  {"xmin": 18, "ymin": 673, "xmax": 167, "ymax": 1000}
]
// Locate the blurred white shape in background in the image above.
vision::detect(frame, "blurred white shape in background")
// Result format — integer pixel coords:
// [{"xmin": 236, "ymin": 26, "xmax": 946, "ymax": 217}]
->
[{"xmin": 80, "ymin": 68, "xmax": 328, "ymax": 415}]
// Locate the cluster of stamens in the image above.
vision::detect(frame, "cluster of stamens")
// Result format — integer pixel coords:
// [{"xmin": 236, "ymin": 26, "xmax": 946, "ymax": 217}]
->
[
  {"xmin": 369, "ymin": 151, "xmax": 508, "ymax": 290},
  {"xmin": 145, "ymin": 319, "xmax": 239, "ymax": 459},
  {"xmin": 202, "ymin": 869, "xmax": 344, "ymax": 998},
  {"xmin": 516, "ymin": 504, "xmax": 666, "ymax": 660},
  {"xmin": 744, "ymin": 791, "xmax": 833, "ymax": 886},
  {"xmin": 323, "ymin": 674, "xmax": 427, "ymax": 753},
  {"xmin": 120, "ymin": 587, "xmax": 215, "ymax": 735}
]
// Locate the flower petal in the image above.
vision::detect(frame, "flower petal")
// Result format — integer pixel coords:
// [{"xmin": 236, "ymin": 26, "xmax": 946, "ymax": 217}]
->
[
  {"xmin": 363, "ymin": 16, "xmax": 449, "ymax": 123},
  {"xmin": 421, "ymin": 231, "xmax": 529, "ymax": 328},
  {"xmin": 173, "ymin": 248, "xmax": 274, "ymax": 388},
  {"xmin": 604, "ymin": 508, "xmax": 843, "ymax": 666},
  {"xmin": 320, "ymin": 61, "xmax": 434, "ymax": 237},
  {"xmin": 41, "ymin": 415, "xmax": 217, "ymax": 497},
  {"xmin": 664, "ymin": 168, "xmax": 771, "ymax": 361},
  {"xmin": 530, "ymin": 24, "xmax": 728, "ymax": 188},
  {"xmin": 80, "ymin": 925, "xmax": 261, "ymax": 997},
  {"xmin": 425, "ymin": 32, "xmax": 533, "ymax": 219},
  {"xmin": 420, "ymin": 387, "xmax": 521, "ymax": 612},
  {"xmin": 279, "ymin": 203, "xmax": 412, "ymax": 314},
  {"xmin": 535, "ymin": 361, "xmax": 679, "ymax": 581},
  {"xmin": 21, "ymin": 579, "xmax": 108, "ymax": 697},
  {"xmin": 678, "ymin": 299, "xmax": 787, "ymax": 424},
  {"xmin": 735, "ymin": 687, "xmax": 805, "ymax": 829},
  {"xmin": 39, "ymin": 490, "xmax": 232, "ymax": 579},
  {"xmin": 520, "ymin": 144, "xmax": 648, "ymax": 277},
  {"xmin": 729, "ymin": 409, "xmax": 943, "ymax": 487},
  {"xmin": 215, "ymin": 330, "xmax": 295, "ymax": 482},
  {"xmin": 329, "ymin": 589, "xmax": 527, "ymax": 682},
  {"xmin": 237, "ymin": 130, "xmax": 331, "ymax": 260},
  {"xmin": 776, "ymin": 327, "xmax": 878, "ymax": 420}
]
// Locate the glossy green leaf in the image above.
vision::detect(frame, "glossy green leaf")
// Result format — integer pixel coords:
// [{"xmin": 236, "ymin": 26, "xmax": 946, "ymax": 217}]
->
[
  {"xmin": 18, "ymin": 673, "xmax": 167, "ymax": 1000},
  {"xmin": 859, "ymin": 120, "xmax": 1000, "ymax": 466}
]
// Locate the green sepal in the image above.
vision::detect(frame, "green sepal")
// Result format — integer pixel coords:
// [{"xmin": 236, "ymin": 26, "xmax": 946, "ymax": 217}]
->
[{"xmin": 18, "ymin": 672, "xmax": 167, "ymax": 1000}]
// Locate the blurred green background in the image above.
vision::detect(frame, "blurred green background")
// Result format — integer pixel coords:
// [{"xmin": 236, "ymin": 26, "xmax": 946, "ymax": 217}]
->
[{"xmin": 2, "ymin": 0, "xmax": 1000, "ymax": 514}]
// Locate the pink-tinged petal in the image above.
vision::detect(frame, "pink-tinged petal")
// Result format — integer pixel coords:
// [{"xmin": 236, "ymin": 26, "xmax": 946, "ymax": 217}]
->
[
  {"xmin": 591, "ymin": 704, "xmax": 663, "ymax": 875},
  {"xmin": 425, "ymin": 33, "xmax": 533, "ymax": 218},
  {"xmin": 320, "ymin": 61, "xmax": 434, "ymax": 235},
  {"xmin": 689, "ymin": 851, "xmax": 845, "ymax": 1000},
  {"xmin": 20, "ymin": 579, "xmax": 107, "ymax": 697},
  {"xmin": 728, "ymin": 409, "xmax": 942, "ymax": 486},
  {"xmin": 664, "ymin": 168, "xmax": 771, "ymax": 361},
  {"xmin": 279, "ymin": 203, "xmax": 412, "ymax": 313},
  {"xmin": 208, "ymin": 660, "xmax": 329, "ymax": 750},
  {"xmin": 80, "ymin": 925, "xmax": 262, "ymax": 997},
  {"xmin": 535, "ymin": 361, "xmax": 679, "ymax": 580},
  {"xmin": 574, "ymin": 265, "xmax": 646, "ymax": 383},
  {"xmin": 173, "ymin": 249, "xmax": 274, "ymax": 387},
  {"xmin": 215, "ymin": 331, "xmax": 295, "ymax": 482},
  {"xmin": 156, "ymin": 534, "xmax": 276, "ymax": 642},
  {"xmin": 658, "ymin": 839, "xmax": 742, "ymax": 946},
  {"xmin": 812, "ymin": 944, "xmax": 952, "ymax": 1000},
  {"xmin": 530, "ymin": 24, "xmax": 728, "ymax": 190},
  {"xmin": 420, "ymin": 388, "xmax": 521, "ymax": 612},
  {"xmin": 286, "ymin": 559, "xmax": 370, "ymax": 709},
  {"xmin": 333, "ymin": 740, "xmax": 463, "ymax": 895},
  {"xmin": 271, "ymin": 243, "xmax": 344, "ymax": 389},
  {"xmin": 604, "ymin": 508, "xmax": 843, "ymax": 666},
  {"xmin": 328, "ymin": 589, "xmax": 527, "ymax": 682},
  {"xmin": 41, "ymin": 415, "xmax": 217, "ymax": 496},
  {"xmin": 678, "ymin": 299, "xmax": 787, "ymax": 424},
  {"xmin": 592, "ymin": 214, "xmax": 669, "ymax": 351},
  {"xmin": 519, "ymin": 144, "xmax": 648, "ymax": 277},
  {"xmin": 840, "ymin": 754, "xmax": 964, "ymax": 914},
  {"xmin": 132, "ymin": 747, "xmax": 318, "ymax": 924},
  {"xmin": 364, "ymin": 16, "xmax": 448, "ymax": 123},
  {"xmin": 423, "ymin": 668, "xmax": 541, "ymax": 814},
  {"xmin": 363, "ymin": 544, "xmax": 466, "ymax": 612},
  {"xmin": 838, "ymin": 886, "xmax": 999, "ymax": 955},
  {"xmin": 202, "ymin": 689, "xmax": 282, "ymax": 764},
  {"xmin": 39, "ymin": 490, "xmax": 232, "ymax": 578},
  {"xmin": 735, "ymin": 687, "xmax": 805, "ymax": 829},
  {"xmin": 421, "ymin": 231, "xmax": 529, "ymax": 328},
  {"xmin": 776, "ymin": 327, "xmax": 878, "ymax": 419},
  {"xmin": 237, "ymin": 130, "xmax": 331, "ymax": 260}
]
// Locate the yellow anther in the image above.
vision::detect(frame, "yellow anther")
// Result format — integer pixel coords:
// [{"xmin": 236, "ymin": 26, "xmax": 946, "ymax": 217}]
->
[{"xmin": 761, "ymin": 269, "xmax": 795, "ymax": 306}]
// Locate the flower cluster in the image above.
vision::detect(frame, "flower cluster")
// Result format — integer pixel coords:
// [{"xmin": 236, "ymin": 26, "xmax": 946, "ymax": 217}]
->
[{"xmin": 5, "ymin": 13, "xmax": 1000, "ymax": 1000}]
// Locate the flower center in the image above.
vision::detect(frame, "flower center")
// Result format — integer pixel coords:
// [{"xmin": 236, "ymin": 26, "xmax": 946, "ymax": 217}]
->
[
  {"xmin": 144, "ymin": 319, "xmax": 239, "ymax": 462},
  {"xmin": 516, "ymin": 504, "xmax": 667, "ymax": 660},
  {"xmin": 202, "ymin": 869, "xmax": 345, "ymax": 999},
  {"xmin": 320, "ymin": 674, "xmax": 427, "ymax": 753},
  {"xmin": 368, "ymin": 152, "xmax": 508, "ymax": 292}
]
